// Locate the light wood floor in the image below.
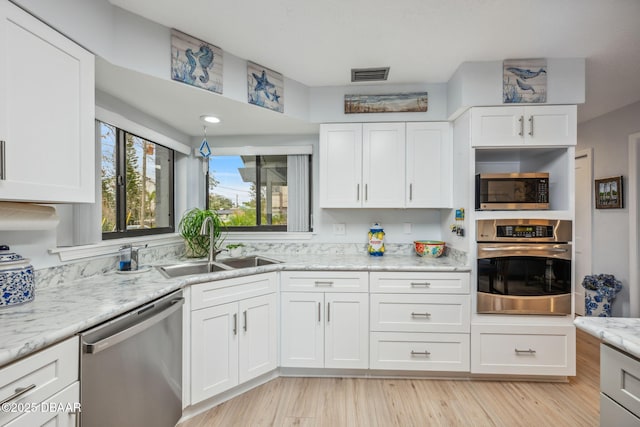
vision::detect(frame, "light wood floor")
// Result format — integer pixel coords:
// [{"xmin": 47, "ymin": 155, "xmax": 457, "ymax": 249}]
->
[{"xmin": 180, "ymin": 329, "xmax": 601, "ymax": 427}]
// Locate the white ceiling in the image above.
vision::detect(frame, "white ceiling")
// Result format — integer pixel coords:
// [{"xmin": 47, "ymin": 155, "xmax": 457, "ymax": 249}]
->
[{"xmin": 106, "ymin": 0, "xmax": 640, "ymax": 137}]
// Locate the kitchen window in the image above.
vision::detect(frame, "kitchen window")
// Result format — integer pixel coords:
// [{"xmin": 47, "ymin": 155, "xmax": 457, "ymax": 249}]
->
[
  {"xmin": 206, "ymin": 152, "xmax": 311, "ymax": 232},
  {"xmin": 100, "ymin": 121, "xmax": 175, "ymax": 239}
]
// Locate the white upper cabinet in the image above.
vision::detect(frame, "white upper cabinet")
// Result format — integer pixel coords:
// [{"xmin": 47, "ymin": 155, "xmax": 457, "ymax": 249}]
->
[
  {"xmin": 405, "ymin": 122, "xmax": 452, "ymax": 208},
  {"xmin": 320, "ymin": 122, "xmax": 451, "ymax": 208},
  {"xmin": 471, "ymin": 106, "xmax": 576, "ymax": 147},
  {"xmin": 319, "ymin": 123, "xmax": 362, "ymax": 208},
  {"xmin": 362, "ymin": 123, "xmax": 405, "ymax": 207},
  {"xmin": 0, "ymin": 1, "xmax": 95, "ymax": 203}
]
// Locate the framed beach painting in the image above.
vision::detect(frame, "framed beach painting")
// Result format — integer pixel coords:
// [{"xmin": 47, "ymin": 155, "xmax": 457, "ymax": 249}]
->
[
  {"xmin": 247, "ymin": 61, "xmax": 284, "ymax": 113},
  {"xmin": 595, "ymin": 176, "xmax": 623, "ymax": 209},
  {"xmin": 344, "ymin": 92, "xmax": 428, "ymax": 114},
  {"xmin": 171, "ymin": 29, "xmax": 223, "ymax": 94},
  {"xmin": 503, "ymin": 58, "xmax": 547, "ymax": 104}
]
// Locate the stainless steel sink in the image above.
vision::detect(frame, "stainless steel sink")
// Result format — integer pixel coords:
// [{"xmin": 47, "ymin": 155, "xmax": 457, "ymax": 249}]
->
[
  {"xmin": 156, "ymin": 255, "xmax": 282, "ymax": 278},
  {"xmin": 156, "ymin": 261, "xmax": 231, "ymax": 278},
  {"xmin": 217, "ymin": 255, "xmax": 282, "ymax": 269}
]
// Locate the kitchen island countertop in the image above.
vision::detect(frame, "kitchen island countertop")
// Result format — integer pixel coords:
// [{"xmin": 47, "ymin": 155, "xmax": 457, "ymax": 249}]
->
[
  {"xmin": 574, "ymin": 316, "xmax": 640, "ymax": 358},
  {"xmin": 0, "ymin": 253, "xmax": 469, "ymax": 367}
]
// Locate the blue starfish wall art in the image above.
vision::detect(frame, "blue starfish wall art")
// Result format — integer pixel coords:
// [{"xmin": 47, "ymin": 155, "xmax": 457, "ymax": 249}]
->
[
  {"xmin": 503, "ymin": 58, "xmax": 547, "ymax": 103},
  {"xmin": 171, "ymin": 29, "xmax": 223, "ymax": 94},
  {"xmin": 247, "ymin": 61, "xmax": 284, "ymax": 113}
]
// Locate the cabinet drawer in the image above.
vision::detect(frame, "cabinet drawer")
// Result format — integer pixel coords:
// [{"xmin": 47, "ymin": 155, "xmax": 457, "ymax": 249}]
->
[
  {"xmin": 471, "ymin": 324, "xmax": 575, "ymax": 375},
  {"xmin": 370, "ymin": 272, "xmax": 469, "ymax": 294},
  {"xmin": 0, "ymin": 337, "xmax": 78, "ymax": 425},
  {"xmin": 280, "ymin": 271, "xmax": 368, "ymax": 292},
  {"xmin": 370, "ymin": 332, "xmax": 469, "ymax": 372},
  {"xmin": 370, "ymin": 294, "xmax": 470, "ymax": 333},
  {"xmin": 6, "ymin": 382, "xmax": 79, "ymax": 427},
  {"xmin": 601, "ymin": 344, "xmax": 640, "ymax": 418},
  {"xmin": 191, "ymin": 272, "xmax": 277, "ymax": 310},
  {"xmin": 601, "ymin": 393, "xmax": 640, "ymax": 427}
]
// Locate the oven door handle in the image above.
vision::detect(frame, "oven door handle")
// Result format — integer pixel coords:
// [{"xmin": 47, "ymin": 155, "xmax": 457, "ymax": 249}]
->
[{"xmin": 481, "ymin": 246, "xmax": 569, "ymax": 253}]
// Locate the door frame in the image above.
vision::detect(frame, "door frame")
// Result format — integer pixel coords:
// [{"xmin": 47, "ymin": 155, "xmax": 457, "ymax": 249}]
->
[
  {"xmin": 575, "ymin": 148, "xmax": 593, "ymax": 316},
  {"xmin": 629, "ymin": 132, "xmax": 640, "ymax": 317}
]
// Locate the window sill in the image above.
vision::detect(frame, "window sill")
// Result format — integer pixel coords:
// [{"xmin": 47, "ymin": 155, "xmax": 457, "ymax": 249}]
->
[
  {"xmin": 50, "ymin": 233, "xmax": 184, "ymax": 262},
  {"xmin": 223, "ymin": 231, "xmax": 313, "ymax": 242}
]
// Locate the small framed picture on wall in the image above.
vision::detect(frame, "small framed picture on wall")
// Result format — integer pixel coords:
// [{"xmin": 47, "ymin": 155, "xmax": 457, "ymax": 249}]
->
[{"xmin": 595, "ymin": 176, "xmax": 623, "ymax": 209}]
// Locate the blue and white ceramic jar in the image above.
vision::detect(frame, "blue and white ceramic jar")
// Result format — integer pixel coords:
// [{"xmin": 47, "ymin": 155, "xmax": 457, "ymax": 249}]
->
[{"xmin": 0, "ymin": 245, "xmax": 35, "ymax": 307}]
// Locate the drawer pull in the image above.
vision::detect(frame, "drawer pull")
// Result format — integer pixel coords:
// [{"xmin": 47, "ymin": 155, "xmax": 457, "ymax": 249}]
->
[
  {"xmin": 1, "ymin": 384, "xmax": 36, "ymax": 405},
  {"xmin": 410, "ymin": 282, "xmax": 431, "ymax": 287},
  {"xmin": 515, "ymin": 348, "xmax": 536, "ymax": 355},
  {"xmin": 411, "ymin": 312, "xmax": 431, "ymax": 318},
  {"xmin": 233, "ymin": 313, "xmax": 237, "ymax": 335},
  {"xmin": 410, "ymin": 350, "xmax": 431, "ymax": 356},
  {"xmin": 318, "ymin": 302, "xmax": 321, "ymax": 322},
  {"xmin": 243, "ymin": 310, "xmax": 247, "ymax": 332},
  {"xmin": 314, "ymin": 281, "xmax": 334, "ymax": 286}
]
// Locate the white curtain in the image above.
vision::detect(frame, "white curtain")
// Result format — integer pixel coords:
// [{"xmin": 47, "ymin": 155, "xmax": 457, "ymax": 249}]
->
[{"xmin": 287, "ymin": 155, "xmax": 310, "ymax": 232}]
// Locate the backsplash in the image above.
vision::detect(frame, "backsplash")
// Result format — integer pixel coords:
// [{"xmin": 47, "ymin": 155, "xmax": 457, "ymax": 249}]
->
[{"xmin": 34, "ymin": 241, "xmax": 467, "ymax": 290}]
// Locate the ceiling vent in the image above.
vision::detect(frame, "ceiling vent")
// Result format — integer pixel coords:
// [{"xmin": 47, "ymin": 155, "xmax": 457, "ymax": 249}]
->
[{"xmin": 351, "ymin": 67, "xmax": 390, "ymax": 82}]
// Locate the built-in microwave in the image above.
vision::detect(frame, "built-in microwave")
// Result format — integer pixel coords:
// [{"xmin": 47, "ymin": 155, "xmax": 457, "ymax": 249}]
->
[{"xmin": 475, "ymin": 172, "xmax": 549, "ymax": 210}]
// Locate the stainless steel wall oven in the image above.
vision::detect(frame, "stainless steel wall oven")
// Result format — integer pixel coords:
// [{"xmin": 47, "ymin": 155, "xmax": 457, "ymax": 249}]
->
[{"xmin": 476, "ymin": 219, "xmax": 572, "ymax": 315}]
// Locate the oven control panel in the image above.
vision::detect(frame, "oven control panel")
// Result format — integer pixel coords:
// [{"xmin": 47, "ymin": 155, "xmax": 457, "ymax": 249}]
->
[{"xmin": 496, "ymin": 225, "xmax": 553, "ymax": 238}]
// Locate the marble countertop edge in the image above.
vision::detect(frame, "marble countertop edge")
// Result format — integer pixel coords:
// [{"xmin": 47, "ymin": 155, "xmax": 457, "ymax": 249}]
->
[{"xmin": 574, "ymin": 317, "xmax": 640, "ymax": 359}]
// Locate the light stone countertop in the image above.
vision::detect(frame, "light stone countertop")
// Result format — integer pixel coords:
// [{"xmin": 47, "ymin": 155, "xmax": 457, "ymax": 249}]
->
[
  {"xmin": 0, "ymin": 253, "xmax": 470, "ymax": 367},
  {"xmin": 574, "ymin": 316, "xmax": 640, "ymax": 358}
]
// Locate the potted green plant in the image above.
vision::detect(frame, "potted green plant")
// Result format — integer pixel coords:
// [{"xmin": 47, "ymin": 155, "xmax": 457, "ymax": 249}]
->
[{"xmin": 178, "ymin": 208, "xmax": 225, "ymax": 258}]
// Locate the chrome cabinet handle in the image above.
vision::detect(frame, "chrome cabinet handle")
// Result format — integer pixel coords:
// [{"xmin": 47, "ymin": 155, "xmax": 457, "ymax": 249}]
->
[
  {"xmin": 515, "ymin": 348, "xmax": 536, "ymax": 354},
  {"xmin": 410, "ymin": 282, "xmax": 431, "ymax": 287},
  {"xmin": 318, "ymin": 302, "xmax": 321, "ymax": 322},
  {"xmin": 482, "ymin": 246, "xmax": 568, "ymax": 253},
  {"xmin": 0, "ymin": 384, "xmax": 36, "ymax": 405},
  {"xmin": 411, "ymin": 350, "xmax": 431, "ymax": 356},
  {"xmin": 356, "ymin": 184, "xmax": 360, "ymax": 201},
  {"xmin": 528, "ymin": 116, "xmax": 534, "ymax": 136},
  {"xmin": 327, "ymin": 302, "xmax": 331, "ymax": 322},
  {"xmin": 0, "ymin": 140, "xmax": 5, "ymax": 180},
  {"xmin": 365, "ymin": 184, "xmax": 368, "ymax": 201},
  {"xmin": 411, "ymin": 312, "xmax": 431, "ymax": 318},
  {"xmin": 518, "ymin": 116, "xmax": 524, "ymax": 136},
  {"xmin": 233, "ymin": 313, "xmax": 237, "ymax": 335},
  {"xmin": 314, "ymin": 281, "xmax": 334, "ymax": 286},
  {"xmin": 243, "ymin": 310, "xmax": 247, "ymax": 332},
  {"xmin": 409, "ymin": 183, "xmax": 413, "ymax": 201}
]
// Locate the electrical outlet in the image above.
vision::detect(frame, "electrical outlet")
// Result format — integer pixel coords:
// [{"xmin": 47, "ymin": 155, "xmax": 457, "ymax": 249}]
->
[
  {"xmin": 403, "ymin": 223, "xmax": 412, "ymax": 234},
  {"xmin": 333, "ymin": 223, "xmax": 346, "ymax": 235}
]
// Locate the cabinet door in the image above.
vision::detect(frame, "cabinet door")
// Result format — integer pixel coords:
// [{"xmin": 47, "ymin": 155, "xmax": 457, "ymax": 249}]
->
[
  {"xmin": 406, "ymin": 122, "xmax": 452, "ymax": 207},
  {"xmin": 525, "ymin": 105, "xmax": 576, "ymax": 146},
  {"xmin": 325, "ymin": 292, "xmax": 369, "ymax": 369},
  {"xmin": 362, "ymin": 123, "xmax": 405, "ymax": 207},
  {"xmin": 319, "ymin": 123, "xmax": 362, "ymax": 207},
  {"xmin": 0, "ymin": 2, "xmax": 95, "ymax": 203},
  {"xmin": 238, "ymin": 293, "xmax": 277, "ymax": 383},
  {"xmin": 471, "ymin": 107, "xmax": 525, "ymax": 147},
  {"xmin": 280, "ymin": 292, "xmax": 324, "ymax": 368},
  {"xmin": 191, "ymin": 302, "xmax": 239, "ymax": 403}
]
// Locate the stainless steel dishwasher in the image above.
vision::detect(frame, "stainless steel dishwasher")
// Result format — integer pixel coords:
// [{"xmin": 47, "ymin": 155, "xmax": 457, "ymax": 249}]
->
[{"xmin": 80, "ymin": 290, "xmax": 184, "ymax": 427}]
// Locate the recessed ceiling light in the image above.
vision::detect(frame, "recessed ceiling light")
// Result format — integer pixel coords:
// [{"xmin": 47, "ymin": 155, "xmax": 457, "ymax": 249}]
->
[{"xmin": 200, "ymin": 115, "xmax": 220, "ymax": 124}]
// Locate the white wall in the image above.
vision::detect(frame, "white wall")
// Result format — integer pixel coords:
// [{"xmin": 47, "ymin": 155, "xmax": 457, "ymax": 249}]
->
[
  {"xmin": 577, "ymin": 100, "xmax": 640, "ymax": 317},
  {"xmin": 447, "ymin": 59, "xmax": 586, "ymax": 119}
]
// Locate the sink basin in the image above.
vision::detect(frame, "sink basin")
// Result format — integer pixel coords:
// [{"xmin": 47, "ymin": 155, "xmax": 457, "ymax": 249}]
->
[
  {"xmin": 217, "ymin": 255, "xmax": 282, "ymax": 269},
  {"xmin": 156, "ymin": 261, "xmax": 231, "ymax": 279}
]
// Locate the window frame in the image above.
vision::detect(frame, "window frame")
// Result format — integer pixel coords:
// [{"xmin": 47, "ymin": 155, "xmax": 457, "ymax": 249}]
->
[{"xmin": 101, "ymin": 121, "xmax": 176, "ymax": 240}]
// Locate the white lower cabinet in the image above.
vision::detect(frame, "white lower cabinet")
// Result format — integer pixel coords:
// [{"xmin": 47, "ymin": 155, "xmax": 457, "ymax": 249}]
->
[
  {"xmin": 190, "ymin": 273, "xmax": 278, "ymax": 404},
  {"xmin": 280, "ymin": 271, "xmax": 369, "ymax": 369},
  {"xmin": 471, "ymin": 324, "xmax": 576, "ymax": 376},
  {"xmin": 281, "ymin": 292, "xmax": 369, "ymax": 369},
  {"xmin": 5, "ymin": 382, "xmax": 79, "ymax": 427},
  {"xmin": 369, "ymin": 272, "xmax": 471, "ymax": 372},
  {"xmin": 600, "ymin": 343, "xmax": 640, "ymax": 425},
  {"xmin": 0, "ymin": 336, "xmax": 79, "ymax": 426}
]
